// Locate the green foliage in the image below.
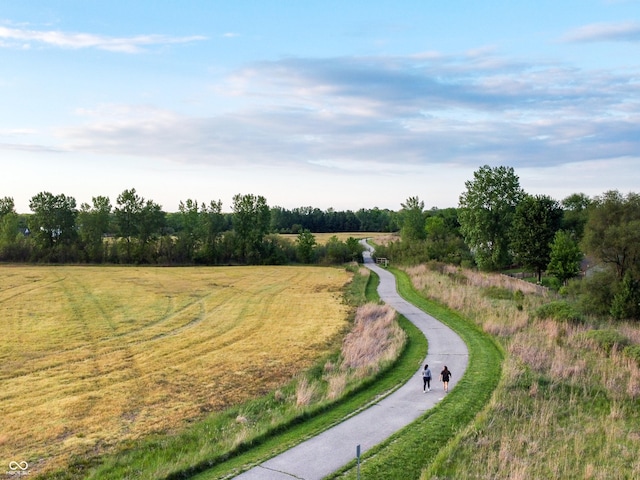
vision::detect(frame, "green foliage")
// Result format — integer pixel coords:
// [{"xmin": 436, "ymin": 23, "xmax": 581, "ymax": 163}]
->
[
  {"xmin": 561, "ymin": 192, "xmax": 592, "ymax": 241},
  {"xmin": 232, "ymin": 193, "xmax": 271, "ymax": 263},
  {"xmin": 623, "ymin": 344, "xmax": 640, "ymax": 367},
  {"xmin": 533, "ymin": 300, "xmax": 584, "ymax": 324},
  {"xmin": 583, "ymin": 329, "xmax": 630, "ymax": 354},
  {"xmin": 316, "ymin": 235, "xmax": 363, "ymax": 264},
  {"xmin": 78, "ymin": 196, "xmax": 112, "ymax": 263},
  {"xmin": 400, "ymin": 196, "xmax": 426, "ymax": 242},
  {"xmin": 482, "ymin": 286, "xmax": 513, "ymax": 300},
  {"xmin": 375, "ymin": 211, "xmax": 472, "ymax": 268},
  {"xmin": 513, "ymin": 289, "xmax": 525, "ymax": 310},
  {"xmin": 547, "ymin": 229, "xmax": 583, "ymax": 285},
  {"xmin": 0, "ymin": 197, "xmax": 18, "ymax": 245},
  {"xmin": 581, "ymin": 190, "xmax": 640, "ymax": 280},
  {"xmin": 295, "ymin": 229, "xmax": 317, "ymax": 263},
  {"xmin": 458, "ymin": 165, "xmax": 525, "ymax": 270},
  {"xmin": 566, "ymin": 269, "xmax": 618, "ymax": 317},
  {"xmin": 610, "ymin": 272, "xmax": 640, "ymax": 320},
  {"xmin": 510, "ymin": 194, "xmax": 563, "ymax": 282}
]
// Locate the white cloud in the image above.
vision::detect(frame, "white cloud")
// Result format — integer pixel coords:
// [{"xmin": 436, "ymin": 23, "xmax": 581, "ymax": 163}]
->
[
  {"xmin": 0, "ymin": 25, "xmax": 206, "ymax": 53},
  {"xmin": 562, "ymin": 21, "xmax": 640, "ymax": 43},
  {"xmin": 3, "ymin": 50, "xmax": 636, "ymax": 182}
]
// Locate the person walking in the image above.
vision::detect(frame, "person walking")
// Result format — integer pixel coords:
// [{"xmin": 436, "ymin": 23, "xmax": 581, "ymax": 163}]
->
[
  {"xmin": 422, "ymin": 364, "xmax": 432, "ymax": 392},
  {"xmin": 440, "ymin": 366, "xmax": 452, "ymax": 393}
]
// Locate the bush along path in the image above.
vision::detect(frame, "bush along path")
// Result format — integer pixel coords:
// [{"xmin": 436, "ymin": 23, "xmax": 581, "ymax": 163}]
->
[{"xmin": 231, "ymin": 245, "xmax": 470, "ymax": 480}]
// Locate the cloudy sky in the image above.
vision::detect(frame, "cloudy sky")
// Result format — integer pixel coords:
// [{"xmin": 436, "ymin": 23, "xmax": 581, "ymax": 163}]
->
[{"xmin": 1, "ymin": 1, "xmax": 639, "ymax": 213}]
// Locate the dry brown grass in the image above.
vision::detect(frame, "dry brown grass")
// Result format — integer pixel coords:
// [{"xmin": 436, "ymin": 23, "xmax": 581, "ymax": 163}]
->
[
  {"xmin": 340, "ymin": 303, "xmax": 405, "ymax": 372},
  {"xmin": 368, "ymin": 233, "xmax": 400, "ymax": 246},
  {"xmin": 405, "ymin": 263, "xmax": 640, "ymax": 479},
  {"xmin": 295, "ymin": 302, "xmax": 405, "ymax": 404},
  {"xmin": 279, "ymin": 232, "xmax": 381, "ymax": 245},
  {"xmin": 0, "ymin": 265, "xmax": 351, "ymax": 477},
  {"xmin": 405, "ymin": 264, "xmax": 537, "ymax": 338}
]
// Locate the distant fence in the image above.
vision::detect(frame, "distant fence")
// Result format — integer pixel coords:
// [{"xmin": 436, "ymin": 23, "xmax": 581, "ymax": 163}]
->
[{"xmin": 376, "ymin": 257, "xmax": 389, "ymax": 267}]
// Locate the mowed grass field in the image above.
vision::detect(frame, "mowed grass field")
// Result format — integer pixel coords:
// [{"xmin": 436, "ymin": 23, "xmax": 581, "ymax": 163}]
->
[
  {"xmin": 0, "ymin": 265, "xmax": 352, "ymax": 477},
  {"xmin": 279, "ymin": 232, "xmax": 382, "ymax": 244}
]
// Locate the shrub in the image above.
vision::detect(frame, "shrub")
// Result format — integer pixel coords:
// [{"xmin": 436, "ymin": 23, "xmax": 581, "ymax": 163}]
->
[
  {"xmin": 583, "ymin": 329, "xmax": 630, "ymax": 354},
  {"xmin": 513, "ymin": 290, "xmax": 525, "ymax": 311},
  {"xmin": 571, "ymin": 269, "xmax": 617, "ymax": 316},
  {"xmin": 533, "ymin": 300, "xmax": 584, "ymax": 324},
  {"xmin": 482, "ymin": 286, "xmax": 513, "ymax": 300},
  {"xmin": 623, "ymin": 344, "xmax": 640, "ymax": 367}
]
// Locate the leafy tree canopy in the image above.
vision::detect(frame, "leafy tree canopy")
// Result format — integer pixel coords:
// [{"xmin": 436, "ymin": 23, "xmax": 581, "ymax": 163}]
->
[{"xmin": 458, "ymin": 165, "xmax": 525, "ymax": 270}]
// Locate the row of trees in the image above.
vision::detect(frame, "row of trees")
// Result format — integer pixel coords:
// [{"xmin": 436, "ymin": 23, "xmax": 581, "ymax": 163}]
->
[
  {"xmin": 0, "ymin": 190, "xmax": 367, "ymax": 265},
  {"xmin": 1, "ymin": 166, "xmax": 638, "ymax": 319},
  {"xmin": 375, "ymin": 165, "xmax": 640, "ymax": 321}
]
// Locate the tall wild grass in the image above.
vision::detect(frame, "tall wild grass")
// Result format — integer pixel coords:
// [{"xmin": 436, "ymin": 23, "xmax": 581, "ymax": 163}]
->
[{"xmin": 404, "ymin": 263, "xmax": 640, "ymax": 479}]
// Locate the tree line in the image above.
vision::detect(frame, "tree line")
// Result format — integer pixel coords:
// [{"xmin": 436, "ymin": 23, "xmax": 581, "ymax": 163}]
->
[
  {"xmin": 1, "ymin": 165, "xmax": 638, "ymax": 320},
  {"xmin": 374, "ymin": 165, "xmax": 640, "ymax": 321},
  {"xmin": 0, "ymin": 189, "xmax": 395, "ymax": 266}
]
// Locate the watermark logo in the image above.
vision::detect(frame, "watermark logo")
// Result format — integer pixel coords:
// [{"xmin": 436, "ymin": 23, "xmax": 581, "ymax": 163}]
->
[{"xmin": 7, "ymin": 461, "xmax": 29, "ymax": 476}]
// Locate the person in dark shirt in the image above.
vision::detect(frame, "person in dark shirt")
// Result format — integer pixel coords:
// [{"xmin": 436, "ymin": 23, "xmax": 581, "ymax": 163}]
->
[{"xmin": 440, "ymin": 366, "xmax": 452, "ymax": 393}]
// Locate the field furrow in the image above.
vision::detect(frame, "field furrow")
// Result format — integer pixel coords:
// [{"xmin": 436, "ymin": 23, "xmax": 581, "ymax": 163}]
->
[{"xmin": 0, "ymin": 265, "xmax": 351, "ymax": 477}]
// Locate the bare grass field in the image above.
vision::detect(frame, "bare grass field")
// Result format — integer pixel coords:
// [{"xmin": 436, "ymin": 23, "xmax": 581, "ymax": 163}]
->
[
  {"xmin": 0, "ymin": 265, "xmax": 351, "ymax": 477},
  {"xmin": 278, "ymin": 232, "xmax": 383, "ymax": 244}
]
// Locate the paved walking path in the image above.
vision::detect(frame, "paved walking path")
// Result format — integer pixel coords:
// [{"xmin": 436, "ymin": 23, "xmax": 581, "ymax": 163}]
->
[{"xmin": 233, "ymin": 244, "xmax": 468, "ymax": 479}]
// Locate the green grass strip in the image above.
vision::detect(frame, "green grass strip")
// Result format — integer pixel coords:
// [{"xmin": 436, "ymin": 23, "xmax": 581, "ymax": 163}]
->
[{"xmin": 325, "ymin": 267, "xmax": 504, "ymax": 480}]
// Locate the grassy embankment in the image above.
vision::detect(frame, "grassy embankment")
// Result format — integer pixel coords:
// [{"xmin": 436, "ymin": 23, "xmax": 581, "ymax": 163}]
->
[
  {"xmin": 369, "ymin": 263, "xmax": 640, "ymax": 479},
  {"xmin": 411, "ymin": 264, "xmax": 640, "ymax": 479}
]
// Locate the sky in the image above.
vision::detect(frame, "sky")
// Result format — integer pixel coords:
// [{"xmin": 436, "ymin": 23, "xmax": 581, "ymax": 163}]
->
[{"xmin": 1, "ymin": 1, "xmax": 639, "ymax": 213}]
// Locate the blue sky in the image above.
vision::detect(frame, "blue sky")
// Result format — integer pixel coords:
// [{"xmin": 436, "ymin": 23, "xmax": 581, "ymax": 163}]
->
[{"xmin": 1, "ymin": 1, "xmax": 639, "ymax": 213}]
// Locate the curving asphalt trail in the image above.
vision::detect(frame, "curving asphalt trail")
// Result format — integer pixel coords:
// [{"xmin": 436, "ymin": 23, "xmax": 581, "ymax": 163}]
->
[{"xmin": 233, "ymin": 243, "xmax": 468, "ymax": 479}]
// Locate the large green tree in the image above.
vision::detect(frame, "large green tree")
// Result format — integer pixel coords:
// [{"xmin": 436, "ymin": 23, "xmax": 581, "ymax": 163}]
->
[
  {"xmin": 232, "ymin": 193, "xmax": 270, "ymax": 263},
  {"xmin": 296, "ymin": 229, "xmax": 317, "ymax": 263},
  {"xmin": 114, "ymin": 189, "xmax": 164, "ymax": 263},
  {"xmin": 137, "ymin": 198, "xmax": 165, "ymax": 262},
  {"xmin": 0, "ymin": 197, "xmax": 19, "ymax": 258},
  {"xmin": 458, "ymin": 165, "xmax": 525, "ymax": 270},
  {"xmin": 581, "ymin": 190, "xmax": 640, "ymax": 280},
  {"xmin": 400, "ymin": 196, "xmax": 426, "ymax": 243},
  {"xmin": 115, "ymin": 188, "xmax": 144, "ymax": 262},
  {"xmin": 510, "ymin": 194, "xmax": 563, "ymax": 282},
  {"xmin": 201, "ymin": 200, "xmax": 226, "ymax": 263},
  {"xmin": 547, "ymin": 230, "xmax": 583, "ymax": 286},
  {"xmin": 175, "ymin": 199, "xmax": 203, "ymax": 262},
  {"xmin": 78, "ymin": 196, "xmax": 112, "ymax": 262},
  {"xmin": 561, "ymin": 192, "xmax": 592, "ymax": 241},
  {"xmin": 28, "ymin": 192, "xmax": 78, "ymax": 255},
  {"xmin": 0, "ymin": 197, "xmax": 17, "ymax": 242}
]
